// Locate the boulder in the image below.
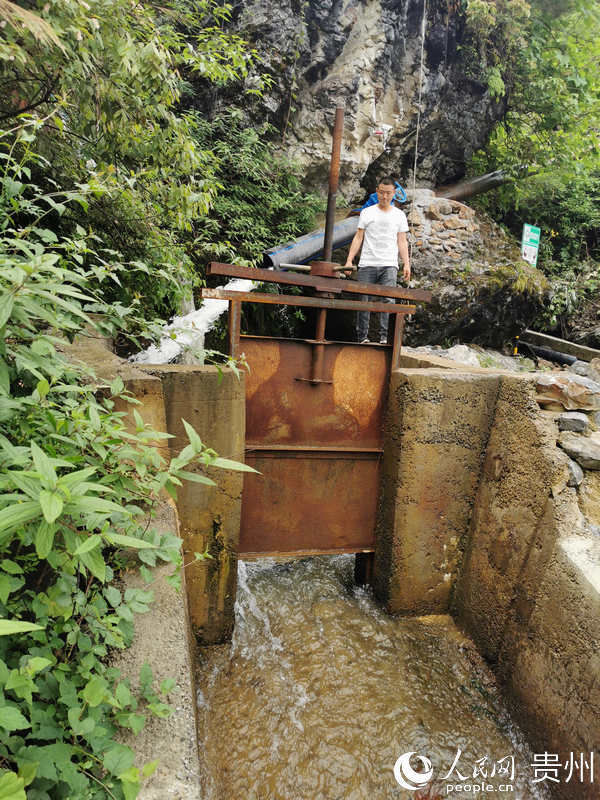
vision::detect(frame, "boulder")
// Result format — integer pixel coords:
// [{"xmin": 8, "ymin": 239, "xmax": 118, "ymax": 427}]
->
[
  {"xmin": 536, "ymin": 374, "xmax": 600, "ymax": 411},
  {"xmin": 558, "ymin": 432, "xmax": 600, "ymax": 470},
  {"xmin": 558, "ymin": 412, "xmax": 590, "ymax": 433},
  {"xmin": 566, "ymin": 458, "xmax": 584, "ymax": 487}
]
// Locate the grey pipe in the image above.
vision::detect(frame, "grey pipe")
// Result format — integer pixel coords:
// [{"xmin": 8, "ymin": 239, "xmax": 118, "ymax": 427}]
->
[{"xmin": 263, "ymin": 216, "xmax": 359, "ymax": 268}]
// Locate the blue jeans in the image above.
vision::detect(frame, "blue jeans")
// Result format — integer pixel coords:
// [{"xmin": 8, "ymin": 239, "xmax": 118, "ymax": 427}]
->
[{"xmin": 356, "ymin": 265, "xmax": 398, "ymax": 341}]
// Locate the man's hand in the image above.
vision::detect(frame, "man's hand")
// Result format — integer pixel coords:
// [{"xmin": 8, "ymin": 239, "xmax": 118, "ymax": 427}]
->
[
  {"xmin": 403, "ymin": 263, "xmax": 411, "ymax": 282},
  {"xmin": 344, "ymin": 260, "xmax": 353, "ymax": 278}
]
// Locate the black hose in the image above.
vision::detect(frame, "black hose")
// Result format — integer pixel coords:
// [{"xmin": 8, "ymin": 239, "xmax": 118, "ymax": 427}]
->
[{"xmin": 517, "ymin": 341, "xmax": 577, "ymax": 365}]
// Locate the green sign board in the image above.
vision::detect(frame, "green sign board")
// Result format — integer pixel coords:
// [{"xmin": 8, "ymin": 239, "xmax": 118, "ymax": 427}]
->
[{"xmin": 521, "ymin": 223, "xmax": 541, "ymax": 266}]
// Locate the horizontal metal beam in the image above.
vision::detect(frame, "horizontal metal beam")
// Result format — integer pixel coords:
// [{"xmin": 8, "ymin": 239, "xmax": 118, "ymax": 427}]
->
[
  {"xmin": 246, "ymin": 444, "xmax": 383, "ymax": 453},
  {"xmin": 202, "ymin": 288, "xmax": 416, "ymax": 315},
  {"xmin": 239, "ymin": 547, "xmax": 375, "ymax": 559},
  {"xmin": 209, "ymin": 262, "xmax": 432, "ymax": 303}
]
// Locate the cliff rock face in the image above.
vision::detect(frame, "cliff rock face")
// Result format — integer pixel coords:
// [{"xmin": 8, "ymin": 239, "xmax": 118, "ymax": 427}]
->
[{"xmin": 231, "ymin": 0, "xmax": 505, "ymax": 199}]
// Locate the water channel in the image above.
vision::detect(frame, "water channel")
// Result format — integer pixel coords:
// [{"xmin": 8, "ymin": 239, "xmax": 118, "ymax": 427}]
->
[{"xmin": 195, "ymin": 556, "xmax": 551, "ymax": 800}]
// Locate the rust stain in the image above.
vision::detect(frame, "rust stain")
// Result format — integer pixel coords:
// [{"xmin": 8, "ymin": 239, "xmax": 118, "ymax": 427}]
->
[
  {"xmin": 244, "ymin": 341, "xmax": 280, "ymax": 400},
  {"xmin": 333, "ymin": 346, "xmax": 387, "ymax": 429}
]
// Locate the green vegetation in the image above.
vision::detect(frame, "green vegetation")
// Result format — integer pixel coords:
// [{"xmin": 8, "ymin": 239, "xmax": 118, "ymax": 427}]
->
[
  {"xmin": 0, "ymin": 1, "xmax": 323, "ymax": 794},
  {"xmin": 192, "ymin": 110, "xmax": 323, "ymax": 271},
  {"xmin": 466, "ymin": 0, "xmax": 600, "ymax": 339},
  {"xmin": 0, "ymin": 129, "xmax": 259, "ymax": 798}
]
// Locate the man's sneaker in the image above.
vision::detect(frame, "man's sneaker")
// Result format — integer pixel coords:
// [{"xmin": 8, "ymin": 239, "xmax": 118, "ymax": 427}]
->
[
  {"xmin": 379, "ymin": 335, "xmax": 388, "ymax": 344},
  {"xmin": 360, "ymin": 338, "xmax": 370, "ymax": 344}
]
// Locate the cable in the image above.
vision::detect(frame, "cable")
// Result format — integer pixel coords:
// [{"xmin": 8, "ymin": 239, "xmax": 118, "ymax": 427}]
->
[{"xmin": 410, "ymin": 0, "xmax": 427, "ymax": 261}]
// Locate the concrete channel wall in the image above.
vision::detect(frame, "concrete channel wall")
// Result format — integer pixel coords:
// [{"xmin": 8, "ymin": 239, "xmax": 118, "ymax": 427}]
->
[
  {"xmin": 68, "ymin": 332, "xmax": 599, "ymax": 798},
  {"xmin": 376, "ymin": 361, "xmax": 600, "ymax": 798}
]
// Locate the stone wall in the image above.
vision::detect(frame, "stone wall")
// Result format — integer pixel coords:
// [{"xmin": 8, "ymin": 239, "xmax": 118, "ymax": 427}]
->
[{"xmin": 407, "ymin": 189, "xmax": 481, "ymax": 263}]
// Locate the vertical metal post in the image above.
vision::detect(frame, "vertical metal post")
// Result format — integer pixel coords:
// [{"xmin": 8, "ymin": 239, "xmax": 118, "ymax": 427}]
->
[
  {"xmin": 309, "ymin": 105, "xmax": 344, "ymax": 383},
  {"xmin": 310, "ymin": 308, "xmax": 327, "ymax": 383},
  {"xmin": 228, "ymin": 300, "xmax": 241, "ymax": 359},
  {"xmin": 391, "ymin": 313, "xmax": 405, "ymax": 370},
  {"xmin": 322, "ymin": 106, "xmax": 345, "ymax": 262}
]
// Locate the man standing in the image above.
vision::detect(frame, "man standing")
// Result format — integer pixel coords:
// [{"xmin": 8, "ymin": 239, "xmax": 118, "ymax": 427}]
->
[{"xmin": 344, "ymin": 176, "xmax": 410, "ymax": 343}]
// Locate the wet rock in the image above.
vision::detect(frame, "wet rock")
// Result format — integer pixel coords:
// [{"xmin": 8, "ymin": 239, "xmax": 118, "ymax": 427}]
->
[
  {"xmin": 558, "ymin": 432, "xmax": 600, "ymax": 470},
  {"xmin": 589, "ymin": 357, "xmax": 600, "ymax": 383},
  {"xmin": 570, "ymin": 359, "xmax": 591, "ymax": 377},
  {"xmin": 558, "ymin": 412, "xmax": 590, "ymax": 433},
  {"xmin": 566, "ymin": 458, "xmax": 584, "ymax": 487},
  {"xmin": 536, "ymin": 374, "xmax": 600, "ymax": 411}
]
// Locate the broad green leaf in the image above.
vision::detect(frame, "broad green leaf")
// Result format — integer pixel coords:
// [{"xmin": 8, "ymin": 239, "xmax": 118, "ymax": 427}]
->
[
  {"xmin": 103, "ymin": 742, "xmax": 135, "ymax": 776},
  {"xmin": 25, "ymin": 657, "xmax": 52, "ymax": 676},
  {"xmin": 35, "ymin": 521, "xmax": 56, "ymax": 559},
  {"xmin": 0, "ymin": 705, "xmax": 31, "ymax": 731},
  {"xmin": 0, "ymin": 361, "xmax": 9, "ymax": 396},
  {"xmin": 79, "ymin": 547, "xmax": 106, "ymax": 582},
  {"xmin": 82, "ymin": 675, "xmax": 108, "ymax": 707},
  {"xmin": 0, "ymin": 560, "xmax": 22, "ymax": 575},
  {"xmin": 74, "ymin": 534, "xmax": 102, "ymax": 555},
  {"xmin": 110, "ymin": 376, "xmax": 125, "ymax": 395},
  {"xmin": 121, "ymin": 774, "xmax": 140, "ymax": 800},
  {"xmin": 142, "ymin": 759, "xmax": 158, "ymax": 778},
  {"xmin": 0, "ymin": 575, "xmax": 20, "ymax": 605},
  {"xmin": 0, "ymin": 293, "xmax": 14, "ymax": 330},
  {"xmin": 174, "ymin": 470, "xmax": 215, "ymax": 486},
  {"xmin": 57, "ymin": 467, "xmax": 97, "ymax": 489},
  {"xmin": 36, "ymin": 379, "xmax": 50, "ymax": 399},
  {"xmin": 182, "ymin": 419, "xmax": 203, "ymax": 452},
  {"xmin": 0, "ymin": 619, "xmax": 44, "ymax": 635},
  {"xmin": 39, "ymin": 490, "xmax": 63, "ymax": 524},
  {"xmin": 133, "ymin": 409, "xmax": 145, "ymax": 432},
  {"xmin": 30, "ymin": 442, "xmax": 57, "ymax": 489},
  {"xmin": 115, "ymin": 682, "xmax": 132, "ymax": 708},
  {"xmin": 17, "ymin": 761, "xmax": 37, "ymax": 787},
  {"xmin": 104, "ymin": 586, "xmax": 121, "ymax": 608},
  {"xmin": 119, "ymin": 766, "xmax": 140, "ymax": 784},
  {"xmin": 105, "ymin": 533, "xmax": 158, "ymax": 550},
  {"xmin": 70, "ymin": 496, "xmax": 127, "ymax": 515},
  {"xmin": 0, "ymin": 771, "xmax": 26, "ymax": 800},
  {"xmin": 147, "ymin": 702, "xmax": 172, "ymax": 718},
  {"xmin": 0, "ymin": 501, "xmax": 41, "ymax": 541},
  {"xmin": 6, "ymin": 670, "xmax": 34, "ymax": 705},
  {"xmin": 210, "ymin": 457, "xmax": 258, "ymax": 473}
]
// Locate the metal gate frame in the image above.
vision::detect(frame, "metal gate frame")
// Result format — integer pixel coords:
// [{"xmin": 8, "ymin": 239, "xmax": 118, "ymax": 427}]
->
[{"xmin": 202, "ymin": 262, "xmax": 431, "ymax": 559}]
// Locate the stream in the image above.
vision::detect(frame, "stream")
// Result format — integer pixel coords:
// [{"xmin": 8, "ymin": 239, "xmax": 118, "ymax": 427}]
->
[{"xmin": 195, "ymin": 556, "xmax": 551, "ymax": 800}]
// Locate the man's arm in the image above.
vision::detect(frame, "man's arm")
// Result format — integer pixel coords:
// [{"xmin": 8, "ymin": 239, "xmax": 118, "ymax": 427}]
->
[
  {"xmin": 398, "ymin": 231, "xmax": 410, "ymax": 281},
  {"xmin": 344, "ymin": 228, "xmax": 364, "ymax": 269}
]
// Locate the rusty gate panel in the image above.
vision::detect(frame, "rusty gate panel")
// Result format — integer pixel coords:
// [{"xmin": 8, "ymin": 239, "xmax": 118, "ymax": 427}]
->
[{"xmin": 239, "ymin": 336, "xmax": 390, "ymax": 556}]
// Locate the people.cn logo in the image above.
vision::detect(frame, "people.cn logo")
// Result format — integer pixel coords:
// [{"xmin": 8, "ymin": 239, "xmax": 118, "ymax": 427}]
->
[{"xmin": 393, "ymin": 752, "xmax": 434, "ymax": 791}]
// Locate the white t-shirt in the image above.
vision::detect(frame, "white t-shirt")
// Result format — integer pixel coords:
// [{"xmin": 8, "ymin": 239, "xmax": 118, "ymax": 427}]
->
[{"xmin": 357, "ymin": 204, "xmax": 409, "ymax": 267}]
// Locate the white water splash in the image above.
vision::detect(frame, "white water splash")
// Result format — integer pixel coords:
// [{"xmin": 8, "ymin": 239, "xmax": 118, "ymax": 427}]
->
[{"xmin": 131, "ymin": 278, "xmax": 255, "ymax": 364}]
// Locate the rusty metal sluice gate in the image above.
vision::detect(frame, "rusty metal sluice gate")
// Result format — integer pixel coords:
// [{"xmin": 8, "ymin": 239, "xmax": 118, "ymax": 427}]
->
[
  {"xmin": 202, "ymin": 261, "xmax": 431, "ymax": 561},
  {"xmin": 200, "ymin": 103, "xmax": 430, "ymax": 563}
]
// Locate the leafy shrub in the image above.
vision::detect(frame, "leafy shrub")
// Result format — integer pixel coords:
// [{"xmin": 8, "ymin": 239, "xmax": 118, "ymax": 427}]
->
[{"xmin": 0, "ymin": 128, "xmax": 251, "ymax": 798}]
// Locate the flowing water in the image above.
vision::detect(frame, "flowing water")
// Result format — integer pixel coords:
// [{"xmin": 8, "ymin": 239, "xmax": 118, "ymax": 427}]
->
[{"xmin": 195, "ymin": 556, "xmax": 551, "ymax": 800}]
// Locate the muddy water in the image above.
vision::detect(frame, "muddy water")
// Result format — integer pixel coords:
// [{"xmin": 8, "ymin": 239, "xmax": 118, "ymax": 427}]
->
[{"xmin": 196, "ymin": 556, "xmax": 550, "ymax": 800}]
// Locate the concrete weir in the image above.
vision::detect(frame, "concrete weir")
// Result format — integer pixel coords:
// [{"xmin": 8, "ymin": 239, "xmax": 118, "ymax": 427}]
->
[
  {"xmin": 68, "ymin": 332, "xmax": 599, "ymax": 798},
  {"xmin": 374, "ymin": 358, "xmax": 600, "ymax": 800}
]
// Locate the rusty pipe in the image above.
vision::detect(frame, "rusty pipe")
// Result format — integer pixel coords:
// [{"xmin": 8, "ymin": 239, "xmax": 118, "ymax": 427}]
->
[{"xmin": 322, "ymin": 106, "xmax": 344, "ymax": 262}]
